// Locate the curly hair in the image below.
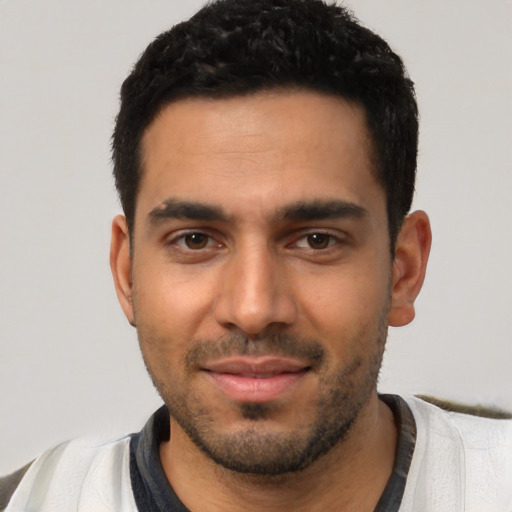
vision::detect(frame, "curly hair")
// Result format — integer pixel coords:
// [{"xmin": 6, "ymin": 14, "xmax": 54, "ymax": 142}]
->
[{"xmin": 112, "ymin": 0, "xmax": 418, "ymax": 243}]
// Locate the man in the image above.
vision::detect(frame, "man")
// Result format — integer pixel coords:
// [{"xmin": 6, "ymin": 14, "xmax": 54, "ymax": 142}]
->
[{"xmin": 1, "ymin": 0, "xmax": 511, "ymax": 510}]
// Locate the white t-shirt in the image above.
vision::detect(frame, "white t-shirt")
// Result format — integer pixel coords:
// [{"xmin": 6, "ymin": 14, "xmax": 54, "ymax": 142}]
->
[
  {"xmin": 399, "ymin": 396, "xmax": 512, "ymax": 511},
  {"xmin": 4, "ymin": 395, "xmax": 512, "ymax": 511}
]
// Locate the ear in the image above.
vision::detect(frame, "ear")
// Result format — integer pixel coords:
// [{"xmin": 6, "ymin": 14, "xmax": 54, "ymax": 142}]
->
[
  {"xmin": 110, "ymin": 215, "xmax": 136, "ymax": 326},
  {"xmin": 389, "ymin": 210, "xmax": 432, "ymax": 327}
]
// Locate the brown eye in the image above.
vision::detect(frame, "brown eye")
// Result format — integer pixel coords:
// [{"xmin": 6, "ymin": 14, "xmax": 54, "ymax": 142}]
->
[
  {"xmin": 306, "ymin": 233, "xmax": 331, "ymax": 249},
  {"xmin": 184, "ymin": 233, "xmax": 209, "ymax": 249}
]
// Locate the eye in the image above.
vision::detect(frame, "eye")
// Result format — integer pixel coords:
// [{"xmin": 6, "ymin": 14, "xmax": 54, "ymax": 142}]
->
[
  {"xmin": 295, "ymin": 233, "xmax": 338, "ymax": 250},
  {"xmin": 174, "ymin": 232, "xmax": 217, "ymax": 250}
]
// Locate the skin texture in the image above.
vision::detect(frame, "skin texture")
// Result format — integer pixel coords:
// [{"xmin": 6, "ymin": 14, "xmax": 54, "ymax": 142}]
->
[{"xmin": 111, "ymin": 90, "xmax": 431, "ymax": 511}]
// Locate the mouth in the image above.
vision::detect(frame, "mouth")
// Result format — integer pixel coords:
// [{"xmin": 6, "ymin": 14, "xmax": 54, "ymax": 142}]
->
[{"xmin": 201, "ymin": 356, "xmax": 312, "ymax": 403}]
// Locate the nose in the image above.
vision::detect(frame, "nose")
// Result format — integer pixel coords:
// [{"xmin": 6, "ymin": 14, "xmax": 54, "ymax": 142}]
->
[{"xmin": 214, "ymin": 242, "xmax": 297, "ymax": 336}]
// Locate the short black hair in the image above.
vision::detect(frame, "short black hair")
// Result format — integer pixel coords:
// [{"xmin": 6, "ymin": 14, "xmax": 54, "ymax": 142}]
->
[{"xmin": 112, "ymin": 0, "xmax": 418, "ymax": 243}]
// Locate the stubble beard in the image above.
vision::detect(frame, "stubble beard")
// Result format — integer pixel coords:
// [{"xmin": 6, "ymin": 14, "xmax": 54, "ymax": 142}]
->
[{"xmin": 142, "ymin": 319, "xmax": 388, "ymax": 477}]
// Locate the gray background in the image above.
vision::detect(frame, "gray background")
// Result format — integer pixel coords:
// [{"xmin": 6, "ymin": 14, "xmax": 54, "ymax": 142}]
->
[{"xmin": 1, "ymin": 0, "xmax": 511, "ymax": 473}]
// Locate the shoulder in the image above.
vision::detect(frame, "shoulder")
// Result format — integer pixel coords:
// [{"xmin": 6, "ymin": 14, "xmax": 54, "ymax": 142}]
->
[
  {"xmin": 415, "ymin": 394, "xmax": 512, "ymax": 419},
  {"xmin": 1, "ymin": 435, "xmax": 138, "ymax": 512},
  {"xmin": 400, "ymin": 395, "xmax": 512, "ymax": 512},
  {"xmin": 406, "ymin": 394, "xmax": 512, "ymax": 447}
]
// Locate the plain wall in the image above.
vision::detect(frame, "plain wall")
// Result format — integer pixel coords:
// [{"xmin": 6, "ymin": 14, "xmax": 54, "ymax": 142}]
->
[{"xmin": 1, "ymin": 0, "xmax": 511, "ymax": 474}]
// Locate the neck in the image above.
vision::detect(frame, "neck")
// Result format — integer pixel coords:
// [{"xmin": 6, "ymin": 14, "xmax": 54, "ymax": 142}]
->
[{"xmin": 160, "ymin": 394, "xmax": 397, "ymax": 512}]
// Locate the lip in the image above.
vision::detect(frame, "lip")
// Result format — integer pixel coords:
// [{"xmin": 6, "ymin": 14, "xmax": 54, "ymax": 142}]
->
[{"xmin": 201, "ymin": 356, "xmax": 311, "ymax": 403}]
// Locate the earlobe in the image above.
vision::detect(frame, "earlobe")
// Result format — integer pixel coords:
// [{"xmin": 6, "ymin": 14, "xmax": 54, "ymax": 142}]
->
[
  {"xmin": 388, "ymin": 210, "xmax": 432, "ymax": 327},
  {"xmin": 110, "ymin": 215, "xmax": 136, "ymax": 326}
]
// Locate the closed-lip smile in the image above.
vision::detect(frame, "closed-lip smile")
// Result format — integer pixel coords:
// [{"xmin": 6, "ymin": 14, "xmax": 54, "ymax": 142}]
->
[{"xmin": 201, "ymin": 356, "xmax": 312, "ymax": 403}]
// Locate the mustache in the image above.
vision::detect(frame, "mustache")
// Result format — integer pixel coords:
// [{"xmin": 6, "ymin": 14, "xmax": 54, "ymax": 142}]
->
[{"xmin": 185, "ymin": 332, "xmax": 325, "ymax": 370}]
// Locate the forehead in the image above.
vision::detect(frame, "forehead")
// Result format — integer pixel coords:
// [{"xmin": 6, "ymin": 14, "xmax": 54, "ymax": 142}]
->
[{"xmin": 137, "ymin": 90, "xmax": 384, "ymax": 225}]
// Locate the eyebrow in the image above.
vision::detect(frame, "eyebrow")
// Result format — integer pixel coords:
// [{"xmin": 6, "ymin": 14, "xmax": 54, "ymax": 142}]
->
[
  {"xmin": 147, "ymin": 198, "xmax": 367, "ymax": 225},
  {"xmin": 279, "ymin": 200, "xmax": 368, "ymax": 222},
  {"xmin": 148, "ymin": 198, "xmax": 227, "ymax": 224}
]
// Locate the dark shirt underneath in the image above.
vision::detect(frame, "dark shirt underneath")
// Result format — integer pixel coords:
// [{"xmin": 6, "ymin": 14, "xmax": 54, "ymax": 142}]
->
[{"xmin": 129, "ymin": 394, "xmax": 416, "ymax": 512}]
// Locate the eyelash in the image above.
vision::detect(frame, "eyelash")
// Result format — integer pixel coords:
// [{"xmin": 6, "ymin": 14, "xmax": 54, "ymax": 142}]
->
[
  {"xmin": 166, "ymin": 229, "xmax": 344, "ymax": 254},
  {"xmin": 292, "ymin": 232, "xmax": 342, "ymax": 251},
  {"xmin": 168, "ymin": 231, "xmax": 223, "ymax": 251}
]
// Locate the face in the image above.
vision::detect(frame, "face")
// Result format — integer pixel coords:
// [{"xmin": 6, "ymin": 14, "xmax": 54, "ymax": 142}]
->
[{"xmin": 116, "ymin": 91, "xmax": 396, "ymax": 475}]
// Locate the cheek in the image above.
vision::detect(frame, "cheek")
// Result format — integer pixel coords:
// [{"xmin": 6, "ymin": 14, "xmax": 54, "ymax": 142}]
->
[
  {"xmin": 132, "ymin": 264, "xmax": 220, "ymax": 361},
  {"xmin": 296, "ymin": 265, "xmax": 391, "ymax": 349}
]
